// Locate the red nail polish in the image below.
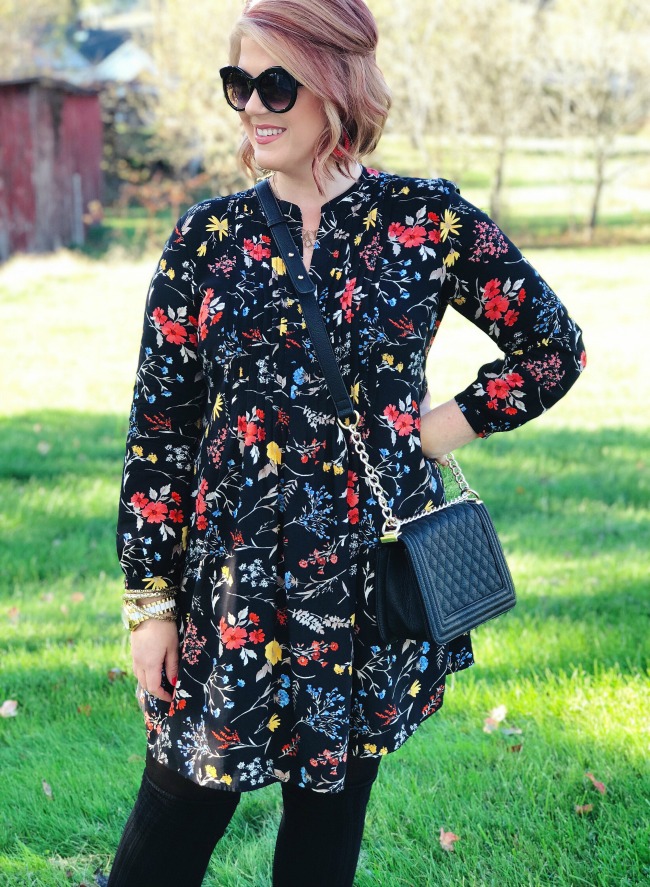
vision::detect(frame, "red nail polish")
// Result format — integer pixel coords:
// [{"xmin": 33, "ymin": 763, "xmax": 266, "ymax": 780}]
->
[{"xmin": 171, "ymin": 676, "xmax": 177, "ymax": 686}]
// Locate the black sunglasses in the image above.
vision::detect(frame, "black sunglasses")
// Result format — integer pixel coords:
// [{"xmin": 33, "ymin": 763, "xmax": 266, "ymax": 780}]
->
[{"xmin": 219, "ymin": 65, "xmax": 301, "ymax": 113}]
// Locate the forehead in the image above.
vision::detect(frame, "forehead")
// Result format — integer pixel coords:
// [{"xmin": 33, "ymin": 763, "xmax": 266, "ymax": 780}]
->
[{"xmin": 237, "ymin": 36, "xmax": 280, "ymax": 75}]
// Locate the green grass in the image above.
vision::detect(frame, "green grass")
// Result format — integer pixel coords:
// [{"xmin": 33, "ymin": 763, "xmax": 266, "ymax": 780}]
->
[{"xmin": 0, "ymin": 245, "xmax": 649, "ymax": 885}]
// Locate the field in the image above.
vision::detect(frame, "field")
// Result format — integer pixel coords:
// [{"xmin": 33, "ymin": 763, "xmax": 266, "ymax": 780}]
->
[{"xmin": 0, "ymin": 234, "xmax": 649, "ymax": 885}]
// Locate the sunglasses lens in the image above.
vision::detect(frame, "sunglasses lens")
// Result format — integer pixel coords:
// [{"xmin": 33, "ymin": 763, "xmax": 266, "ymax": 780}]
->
[
  {"xmin": 224, "ymin": 71, "xmax": 251, "ymax": 110},
  {"xmin": 258, "ymin": 70, "xmax": 295, "ymax": 111}
]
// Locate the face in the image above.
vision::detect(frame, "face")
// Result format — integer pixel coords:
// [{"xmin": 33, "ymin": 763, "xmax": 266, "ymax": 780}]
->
[{"xmin": 236, "ymin": 36, "xmax": 328, "ymax": 177}]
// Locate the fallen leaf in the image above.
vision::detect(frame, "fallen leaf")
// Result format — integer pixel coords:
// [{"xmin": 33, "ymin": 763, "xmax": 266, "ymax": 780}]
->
[
  {"xmin": 70, "ymin": 592, "xmax": 85, "ymax": 603},
  {"xmin": 586, "ymin": 772, "xmax": 607, "ymax": 794},
  {"xmin": 7, "ymin": 606, "xmax": 20, "ymax": 623},
  {"xmin": 77, "ymin": 704, "xmax": 92, "ymax": 716},
  {"xmin": 0, "ymin": 699, "xmax": 18, "ymax": 717},
  {"xmin": 575, "ymin": 804, "xmax": 594, "ymax": 815},
  {"xmin": 107, "ymin": 667, "xmax": 127, "ymax": 682},
  {"xmin": 439, "ymin": 827, "xmax": 460, "ymax": 852},
  {"xmin": 507, "ymin": 744, "xmax": 523, "ymax": 753},
  {"xmin": 42, "ymin": 779, "xmax": 53, "ymax": 798}
]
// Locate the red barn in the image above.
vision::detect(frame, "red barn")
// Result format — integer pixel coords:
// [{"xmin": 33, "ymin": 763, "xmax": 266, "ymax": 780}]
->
[{"xmin": 0, "ymin": 77, "xmax": 103, "ymax": 261}]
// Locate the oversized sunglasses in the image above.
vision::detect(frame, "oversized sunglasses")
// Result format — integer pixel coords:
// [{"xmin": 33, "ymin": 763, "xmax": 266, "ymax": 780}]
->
[{"xmin": 219, "ymin": 65, "xmax": 301, "ymax": 113}]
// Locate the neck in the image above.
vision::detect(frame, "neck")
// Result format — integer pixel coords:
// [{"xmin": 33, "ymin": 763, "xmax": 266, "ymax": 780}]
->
[{"xmin": 271, "ymin": 162, "xmax": 362, "ymax": 210}]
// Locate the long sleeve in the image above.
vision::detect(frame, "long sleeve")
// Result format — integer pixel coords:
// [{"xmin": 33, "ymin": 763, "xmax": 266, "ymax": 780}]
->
[
  {"xmin": 438, "ymin": 185, "xmax": 586, "ymax": 437},
  {"xmin": 116, "ymin": 209, "xmax": 208, "ymax": 592}
]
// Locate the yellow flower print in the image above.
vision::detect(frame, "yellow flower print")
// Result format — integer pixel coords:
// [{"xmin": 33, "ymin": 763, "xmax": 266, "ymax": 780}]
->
[
  {"xmin": 401, "ymin": 186, "xmax": 410, "ymax": 195},
  {"xmin": 364, "ymin": 743, "xmax": 377, "ymax": 754},
  {"xmin": 363, "ymin": 208, "xmax": 377, "ymax": 230},
  {"xmin": 408, "ymin": 680, "xmax": 422, "ymax": 697},
  {"xmin": 131, "ymin": 445, "xmax": 144, "ymax": 456},
  {"xmin": 323, "ymin": 462, "xmax": 332, "ymax": 472},
  {"xmin": 334, "ymin": 663, "xmax": 345, "ymax": 674},
  {"xmin": 350, "ymin": 382, "xmax": 360, "ymax": 404},
  {"xmin": 381, "ymin": 353, "xmax": 394, "ymax": 366},
  {"xmin": 167, "ymin": 268, "xmax": 175, "ymax": 280},
  {"xmin": 197, "ymin": 242, "xmax": 207, "ymax": 257},
  {"xmin": 354, "ymin": 235, "xmax": 362, "ymax": 246},
  {"xmin": 351, "ymin": 613, "xmax": 355, "ymax": 625},
  {"xmin": 182, "ymin": 526, "xmax": 189, "ymax": 549},
  {"xmin": 159, "ymin": 258, "xmax": 167, "ymax": 271},
  {"xmin": 206, "ymin": 216, "xmax": 229, "ymax": 240},
  {"xmin": 330, "ymin": 268, "xmax": 343, "ymax": 279},
  {"xmin": 147, "ymin": 453, "xmax": 158, "ymax": 463},
  {"xmin": 268, "ymin": 714, "xmax": 281, "ymax": 732},
  {"xmin": 444, "ymin": 250, "xmax": 460, "ymax": 267},
  {"xmin": 279, "ymin": 317, "xmax": 288, "ymax": 336},
  {"xmin": 212, "ymin": 393, "xmax": 224, "ymax": 419},
  {"xmin": 205, "ymin": 765, "xmax": 217, "ymax": 778},
  {"xmin": 379, "ymin": 747, "xmax": 388, "ymax": 755},
  {"xmin": 440, "ymin": 209, "xmax": 461, "ymax": 242},
  {"xmin": 453, "ymin": 296, "xmax": 467, "ymax": 306},
  {"xmin": 272, "ymin": 256, "xmax": 286, "ymax": 276},
  {"xmin": 220, "ymin": 774, "xmax": 232, "ymax": 785},
  {"xmin": 333, "ymin": 465, "xmax": 344, "ymax": 475},
  {"xmin": 222, "ymin": 565, "xmax": 233, "ymax": 586},
  {"xmin": 396, "ymin": 362, "xmax": 404, "ymax": 372},
  {"xmin": 267, "ymin": 441, "xmax": 282, "ymax": 464},
  {"xmin": 265, "ymin": 640, "xmax": 283, "ymax": 665},
  {"xmin": 143, "ymin": 576, "xmax": 169, "ymax": 591}
]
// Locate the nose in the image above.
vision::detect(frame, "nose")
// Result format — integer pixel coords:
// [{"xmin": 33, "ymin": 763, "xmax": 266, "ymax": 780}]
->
[{"xmin": 243, "ymin": 87, "xmax": 267, "ymax": 116}]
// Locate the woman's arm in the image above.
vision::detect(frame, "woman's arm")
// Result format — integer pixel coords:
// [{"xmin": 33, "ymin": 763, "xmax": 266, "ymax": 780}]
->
[{"xmin": 420, "ymin": 397, "xmax": 477, "ymax": 463}]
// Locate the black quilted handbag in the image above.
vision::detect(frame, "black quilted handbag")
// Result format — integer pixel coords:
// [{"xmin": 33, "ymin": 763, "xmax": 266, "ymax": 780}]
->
[{"xmin": 255, "ymin": 177, "xmax": 516, "ymax": 648}]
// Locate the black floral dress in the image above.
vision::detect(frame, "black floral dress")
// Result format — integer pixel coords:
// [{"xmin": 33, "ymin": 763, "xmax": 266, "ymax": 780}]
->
[{"xmin": 117, "ymin": 166, "xmax": 585, "ymax": 793}]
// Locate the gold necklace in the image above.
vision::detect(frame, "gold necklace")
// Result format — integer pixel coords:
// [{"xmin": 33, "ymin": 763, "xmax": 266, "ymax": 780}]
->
[{"xmin": 270, "ymin": 174, "xmax": 320, "ymax": 248}]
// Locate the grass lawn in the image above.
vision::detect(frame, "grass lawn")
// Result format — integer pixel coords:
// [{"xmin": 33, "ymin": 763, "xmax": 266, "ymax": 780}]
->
[{"xmin": 0, "ymin": 242, "xmax": 649, "ymax": 886}]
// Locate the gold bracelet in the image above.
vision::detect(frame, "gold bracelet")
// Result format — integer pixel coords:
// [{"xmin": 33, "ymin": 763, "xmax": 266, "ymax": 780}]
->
[
  {"xmin": 122, "ymin": 597, "xmax": 178, "ymax": 631},
  {"xmin": 122, "ymin": 590, "xmax": 177, "ymax": 601}
]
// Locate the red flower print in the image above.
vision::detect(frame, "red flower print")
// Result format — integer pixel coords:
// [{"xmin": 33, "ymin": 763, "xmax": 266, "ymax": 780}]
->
[
  {"xmin": 383, "ymin": 404, "xmax": 400, "ymax": 422},
  {"xmin": 332, "ymin": 250, "xmax": 340, "ymax": 258},
  {"xmin": 518, "ymin": 288, "xmax": 527, "ymax": 304},
  {"xmin": 486, "ymin": 379, "xmax": 510, "ymax": 399},
  {"xmin": 505, "ymin": 372, "xmax": 524, "ymax": 389},
  {"xmin": 249, "ymin": 629, "xmax": 265, "ymax": 644},
  {"xmin": 428, "ymin": 230, "xmax": 441, "ymax": 243},
  {"xmin": 198, "ymin": 289, "xmax": 213, "ymax": 328},
  {"xmin": 483, "ymin": 279, "xmax": 502, "ymax": 300},
  {"xmin": 249, "ymin": 612, "xmax": 260, "ymax": 624},
  {"xmin": 580, "ymin": 350, "xmax": 587, "ymax": 370},
  {"xmin": 243, "ymin": 238, "xmax": 271, "ymax": 261},
  {"xmin": 504, "ymin": 407, "xmax": 518, "ymax": 415},
  {"xmin": 428, "ymin": 212, "xmax": 440, "ymax": 223},
  {"xmin": 388, "ymin": 222, "xmax": 405, "ymax": 239},
  {"xmin": 130, "ymin": 492, "xmax": 149, "ymax": 509},
  {"xmin": 487, "ymin": 399, "xmax": 498, "ymax": 410},
  {"xmin": 504, "ymin": 309, "xmax": 519, "ymax": 327},
  {"xmin": 348, "ymin": 507, "xmax": 359, "ymax": 525},
  {"xmin": 169, "ymin": 508, "xmax": 184, "ymax": 523},
  {"xmin": 171, "ymin": 491, "xmax": 182, "ymax": 504},
  {"xmin": 399, "ymin": 225, "xmax": 427, "ymax": 247},
  {"xmin": 330, "ymin": 642, "xmax": 339, "ymax": 651},
  {"xmin": 485, "ymin": 295, "xmax": 509, "ymax": 320},
  {"xmin": 219, "ymin": 619, "xmax": 248, "ymax": 650},
  {"xmin": 297, "ymin": 656, "xmax": 309, "ymax": 666},
  {"xmin": 394, "ymin": 413, "xmax": 414, "ymax": 436},
  {"xmin": 346, "ymin": 486, "xmax": 359, "ymax": 508},
  {"xmin": 196, "ymin": 515, "xmax": 208, "ymax": 530},
  {"xmin": 141, "ymin": 500, "xmax": 169, "ymax": 523},
  {"xmin": 162, "ymin": 321, "xmax": 187, "ymax": 345},
  {"xmin": 152, "ymin": 307, "xmax": 168, "ymax": 325}
]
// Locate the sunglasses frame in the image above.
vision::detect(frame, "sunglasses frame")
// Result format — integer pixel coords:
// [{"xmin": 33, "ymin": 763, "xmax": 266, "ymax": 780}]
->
[{"xmin": 219, "ymin": 65, "xmax": 301, "ymax": 113}]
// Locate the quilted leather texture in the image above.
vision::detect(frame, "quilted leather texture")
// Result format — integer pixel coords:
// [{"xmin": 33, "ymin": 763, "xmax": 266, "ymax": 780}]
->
[{"xmin": 375, "ymin": 501, "xmax": 516, "ymax": 645}]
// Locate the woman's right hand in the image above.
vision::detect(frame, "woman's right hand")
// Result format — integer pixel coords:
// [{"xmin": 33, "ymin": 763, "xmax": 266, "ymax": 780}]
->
[{"xmin": 130, "ymin": 618, "xmax": 180, "ymax": 703}]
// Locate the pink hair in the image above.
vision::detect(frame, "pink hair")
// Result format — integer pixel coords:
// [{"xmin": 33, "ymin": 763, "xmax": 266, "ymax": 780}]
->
[{"xmin": 230, "ymin": 0, "xmax": 391, "ymax": 194}]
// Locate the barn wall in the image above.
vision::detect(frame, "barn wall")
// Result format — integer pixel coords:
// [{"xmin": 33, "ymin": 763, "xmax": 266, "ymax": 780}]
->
[
  {"xmin": 0, "ymin": 81, "xmax": 103, "ymax": 260},
  {"xmin": 0, "ymin": 85, "xmax": 37, "ymax": 260}
]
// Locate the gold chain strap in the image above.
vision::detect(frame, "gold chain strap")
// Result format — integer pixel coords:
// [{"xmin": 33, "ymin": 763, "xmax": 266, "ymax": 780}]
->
[{"xmin": 338, "ymin": 412, "xmax": 480, "ymax": 541}]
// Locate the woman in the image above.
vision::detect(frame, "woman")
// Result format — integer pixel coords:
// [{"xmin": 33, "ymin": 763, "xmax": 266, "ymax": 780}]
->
[{"xmin": 109, "ymin": 1, "xmax": 586, "ymax": 884}]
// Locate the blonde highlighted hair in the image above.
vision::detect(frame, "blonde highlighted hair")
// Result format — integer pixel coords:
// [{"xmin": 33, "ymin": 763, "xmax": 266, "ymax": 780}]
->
[{"xmin": 230, "ymin": 0, "xmax": 391, "ymax": 194}]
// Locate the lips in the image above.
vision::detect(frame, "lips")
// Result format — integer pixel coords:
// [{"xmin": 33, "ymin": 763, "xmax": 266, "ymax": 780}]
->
[{"xmin": 254, "ymin": 126, "xmax": 286, "ymax": 145}]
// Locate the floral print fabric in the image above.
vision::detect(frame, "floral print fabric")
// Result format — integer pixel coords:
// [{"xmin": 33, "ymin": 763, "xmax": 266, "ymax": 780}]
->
[{"xmin": 117, "ymin": 166, "xmax": 585, "ymax": 793}]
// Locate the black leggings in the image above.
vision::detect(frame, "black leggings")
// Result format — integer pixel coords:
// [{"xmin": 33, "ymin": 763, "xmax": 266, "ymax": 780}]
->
[{"xmin": 107, "ymin": 749, "xmax": 381, "ymax": 887}]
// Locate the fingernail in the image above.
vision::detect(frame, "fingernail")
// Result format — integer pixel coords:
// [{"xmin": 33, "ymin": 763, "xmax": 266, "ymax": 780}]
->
[{"xmin": 171, "ymin": 676, "xmax": 177, "ymax": 686}]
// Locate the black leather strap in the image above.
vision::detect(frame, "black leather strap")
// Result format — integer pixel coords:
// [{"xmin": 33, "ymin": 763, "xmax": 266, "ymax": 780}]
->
[{"xmin": 255, "ymin": 178, "xmax": 355, "ymax": 421}]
